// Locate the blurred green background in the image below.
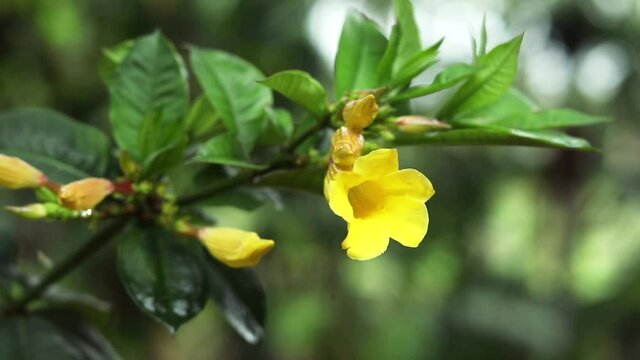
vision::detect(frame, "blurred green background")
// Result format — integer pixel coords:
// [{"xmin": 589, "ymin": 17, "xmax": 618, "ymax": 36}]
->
[{"xmin": 1, "ymin": 0, "xmax": 639, "ymax": 359}]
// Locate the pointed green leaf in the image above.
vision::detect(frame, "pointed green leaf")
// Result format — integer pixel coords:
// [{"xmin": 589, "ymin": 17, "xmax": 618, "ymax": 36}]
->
[
  {"xmin": 139, "ymin": 137, "xmax": 187, "ymax": 179},
  {"xmin": 260, "ymin": 70, "xmax": 327, "ymax": 118},
  {"xmin": 392, "ymin": 0, "xmax": 422, "ymax": 75},
  {"xmin": 453, "ymin": 89, "xmax": 535, "ymax": 120},
  {"xmin": 377, "ymin": 24, "xmax": 400, "ymax": 85},
  {"xmin": 100, "ymin": 39, "xmax": 134, "ymax": 85},
  {"xmin": 116, "ymin": 224, "xmax": 207, "ymax": 332},
  {"xmin": 195, "ymin": 133, "xmax": 267, "ymax": 170},
  {"xmin": 134, "ymin": 111, "xmax": 187, "ymax": 179},
  {"xmin": 388, "ymin": 38, "xmax": 442, "ymax": 88},
  {"xmin": 453, "ymin": 91, "xmax": 610, "ymax": 129},
  {"xmin": 438, "ymin": 34, "xmax": 524, "ymax": 119},
  {"xmin": 185, "ymin": 95, "xmax": 222, "ymax": 140},
  {"xmin": 108, "ymin": 32, "xmax": 189, "ymax": 163},
  {"xmin": 389, "ymin": 126, "xmax": 595, "ymax": 150},
  {"xmin": 0, "ymin": 108, "xmax": 111, "ymax": 182},
  {"xmin": 388, "ymin": 63, "xmax": 476, "ymax": 102},
  {"xmin": 190, "ymin": 47, "xmax": 272, "ymax": 154},
  {"xmin": 478, "ymin": 15, "xmax": 488, "ymax": 58},
  {"xmin": 334, "ymin": 10, "xmax": 388, "ymax": 97},
  {"xmin": 204, "ymin": 257, "xmax": 267, "ymax": 344}
]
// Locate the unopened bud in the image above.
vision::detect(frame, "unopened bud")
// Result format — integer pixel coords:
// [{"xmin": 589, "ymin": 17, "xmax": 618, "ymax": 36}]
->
[
  {"xmin": 394, "ymin": 116, "xmax": 451, "ymax": 133},
  {"xmin": 59, "ymin": 178, "xmax": 114, "ymax": 210},
  {"xmin": 5, "ymin": 203, "xmax": 48, "ymax": 219},
  {"xmin": 330, "ymin": 127, "xmax": 364, "ymax": 171},
  {"xmin": 118, "ymin": 151, "xmax": 140, "ymax": 179},
  {"xmin": 198, "ymin": 227, "xmax": 275, "ymax": 268},
  {"xmin": 0, "ymin": 154, "xmax": 46, "ymax": 189},
  {"xmin": 343, "ymin": 94, "xmax": 379, "ymax": 131}
]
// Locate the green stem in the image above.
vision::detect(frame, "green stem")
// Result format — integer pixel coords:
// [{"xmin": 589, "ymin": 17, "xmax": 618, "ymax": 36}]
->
[
  {"xmin": 4, "ymin": 218, "xmax": 129, "ymax": 314},
  {"xmin": 177, "ymin": 158, "xmax": 289, "ymax": 206},
  {"xmin": 284, "ymin": 114, "xmax": 330, "ymax": 153}
]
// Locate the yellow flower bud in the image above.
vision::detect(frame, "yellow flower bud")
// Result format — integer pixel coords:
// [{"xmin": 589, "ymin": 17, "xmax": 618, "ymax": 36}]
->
[
  {"xmin": 5, "ymin": 203, "xmax": 48, "ymax": 219},
  {"xmin": 343, "ymin": 94, "xmax": 379, "ymax": 131},
  {"xmin": 330, "ymin": 127, "xmax": 364, "ymax": 171},
  {"xmin": 198, "ymin": 227, "xmax": 275, "ymax": 268},
  {"xmin": 59, "ymin": 178, "xmax": 114, "ymax": 210},
  {"xmin": 0, "ymin": 154, "xmax": 46, "ymax": 189},
  {"xmin": 394, "ymin": 116, "xmax": 451, "ymax": 133}
]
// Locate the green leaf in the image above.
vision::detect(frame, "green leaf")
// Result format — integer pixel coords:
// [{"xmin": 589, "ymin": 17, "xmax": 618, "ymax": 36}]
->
[
  {"xmin": 453, "ymin": 91, "xmax": 610, "ymax": 129},
  {"xmin": 260, "ymin": 70, "xmax": 327, "ymax": 118},
  {"xmin": 185, "ymin": 96, "xmax": 222, "ymax": 140},
  {"xmin": 478, "ymin": 15, "xmax": 488, "ymax": 58},
  {"xmin": 438, "ymin": 34, "xmax": 524, "ymax": 119},
  {"xmin": 388, "ymin": 63, "xmax": 476, "ymax": 102},
  {"xmin": 377, "ymin": 24, "xmax": 401, "ymax": 85},
  {"xmin": 389, "ymin": 126, "xmax": 595, "ymax": 150},
  {"xmin": 38, "ymin": 309, "xmax": 121, "ymax": 360},
  {"xmin": 195, "ymin": 133, "xmax": 267, "ymax": 170},
  {"xmin": 204, "ymin": 257, "xmax": 267, "ymax": 344},
  {"xmin": 0, "ymin": 108, "xmax": 111, "ymax": 182},
  {"xmin": 108, "ymin": 31, "xmax": 189, "ymax": 164},
  {"xmin": 388, "ymin": 38, "xmax": 442, "ymax": 88},
  {"xmin": 139, "ymin": 137, "xmax": 187, "ymax": 179},
  {"xmin": 259, "ymin": 108, "xmax": 294, "ymax": 145},
  {"xmin": 254, "ymin": 166, "xmax": 325, "ymax": 196},
  {"xmin": 116, "ymin": 224, "xmax": 207, "ymax": 332},
  {"xmin": 392, "ymin": 0, "xmax": 422, "ymax": 75},
  {"xmin": 334, "ymin": 10, "xmax": 388, "ymax": 97},
  {"xmin": 0, "ymin": 312, "xmax": 120, "ymax": 360},
  {"xmin": 454, "ymin": 89, "xmax": 535, "ymax": 120},
  {"xmin": 100, "ymin": 39, "xmax": 134, "ymax": 85},
  {"xmin": 190, "ymin": 47, "xmax": 272, "ymax": 154}
]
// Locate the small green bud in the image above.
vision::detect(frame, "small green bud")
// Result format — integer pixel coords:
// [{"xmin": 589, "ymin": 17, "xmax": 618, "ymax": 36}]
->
[
  {"xmin": 119, "ymin": 151, "xmax": 140, "ymax": 179},
  {"xmin": 5, "ymin": 204, "xmax": 48, "ymax": 219}
]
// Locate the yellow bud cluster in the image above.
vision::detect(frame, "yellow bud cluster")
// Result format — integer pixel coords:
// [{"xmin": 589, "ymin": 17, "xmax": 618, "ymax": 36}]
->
[{"xmin": 327, "ymin": 95, "xmax": 379, "ymax": 179}]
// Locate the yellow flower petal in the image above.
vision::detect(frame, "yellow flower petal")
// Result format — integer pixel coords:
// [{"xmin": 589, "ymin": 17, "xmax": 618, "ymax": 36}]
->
[
  {"xmin": 199, "ymin": 227, "xmax": 275, "ymax": 268},
  {"xmin": 327, "ymin": 171, "xmax": 363, "ymax": 222},
  {"xmin": 341, "ymin": 219, "xmax": 389, "ymax": 260},
  {"xmin": 379, "ymin": 196, "xmax": 428, "ymax": 248},
  {"xmin": 352, "ymin": 148, "xmax": 398, "ymax": 179},
  {"xmin": 381, "ymin": 168, "xmax": 435, "ymax": 202}
]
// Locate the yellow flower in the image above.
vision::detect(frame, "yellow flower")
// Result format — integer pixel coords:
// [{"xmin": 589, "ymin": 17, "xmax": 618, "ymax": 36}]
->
[
  {"xmin": 325, "ymin": 148, "xmax": 434, "ymax": 260},
  {"xmin": 198, "ymin": 227, "xmax": 275, "ymax": 268},
  {"xmin": 0, "ymin": 154, "xmax": 46, "ymax": 189},
  {"xmin": 59, "ymin": 178, "xmax": 114, "ymax": 210}
]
